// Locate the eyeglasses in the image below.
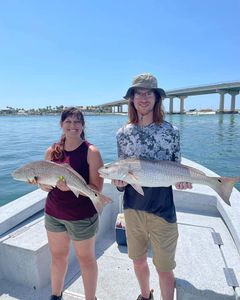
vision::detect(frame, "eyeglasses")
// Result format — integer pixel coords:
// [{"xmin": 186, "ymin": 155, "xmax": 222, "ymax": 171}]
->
[{"xmin": 134, "ymin": 90, "xmax": 154, "ymax": 98}]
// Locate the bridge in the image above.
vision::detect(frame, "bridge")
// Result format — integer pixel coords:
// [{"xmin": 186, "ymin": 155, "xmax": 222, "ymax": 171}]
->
[{"xmin": 97, "ymin": 81, "xmax": 240, "ymax": 114}]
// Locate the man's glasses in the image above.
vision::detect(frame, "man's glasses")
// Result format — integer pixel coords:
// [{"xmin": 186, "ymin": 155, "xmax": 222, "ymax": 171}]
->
[{"xmin": 134, "ymin": 90, "xmax": 154, "ymax": 98}]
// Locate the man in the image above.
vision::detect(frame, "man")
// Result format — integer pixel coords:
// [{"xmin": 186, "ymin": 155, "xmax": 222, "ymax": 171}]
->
[{"xmin": 112, "ymin": 73, "xmax": 192, "ymax": 300}]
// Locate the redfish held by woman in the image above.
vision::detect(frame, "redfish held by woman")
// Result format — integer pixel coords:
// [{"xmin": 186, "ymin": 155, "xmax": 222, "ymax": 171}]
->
[
  {"xmin": 98, "ymin": 157, "xmax": 240, "ymax": 205},
  {"xmin": 12, "ymin": 160, "xmax": 112, "ymax": 213}
]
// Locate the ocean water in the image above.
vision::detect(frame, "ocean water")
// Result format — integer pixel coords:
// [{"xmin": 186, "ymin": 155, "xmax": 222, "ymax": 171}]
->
[{"xmin": 0, "ymin": 113, "xmax": 239, "ymax": 207}]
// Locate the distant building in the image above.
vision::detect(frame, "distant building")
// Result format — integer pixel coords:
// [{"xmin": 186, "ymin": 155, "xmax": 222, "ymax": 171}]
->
[
  {"xmin": 0, "ymin": 107, "xmax": 15, "ymax": 114},
  {"xmin": 17, "ymin": 109, "xmax": 27, "ymax": 115}
]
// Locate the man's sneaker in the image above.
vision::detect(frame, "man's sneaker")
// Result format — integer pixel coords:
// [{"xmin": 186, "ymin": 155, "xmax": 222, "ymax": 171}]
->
[
  {"xmin": 49, "ymin": 293, "xmax": 62, "ymax": 300},
  {"xmin": 136, "ymin": 289, "xmax": 154, "ymax": 300}
]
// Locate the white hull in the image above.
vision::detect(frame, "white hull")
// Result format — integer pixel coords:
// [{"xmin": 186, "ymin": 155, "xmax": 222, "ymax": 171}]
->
[
  {"xmin": 186, "ymin": 111, "xmax": 216, "ymax": 115},
  {"xmin": 0, "ymin": 158, "xmax": 240, "ymax": 300}
]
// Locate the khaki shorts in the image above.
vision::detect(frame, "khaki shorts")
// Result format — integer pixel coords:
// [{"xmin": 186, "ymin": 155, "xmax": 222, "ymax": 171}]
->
[
  {"xmin": 124, "ymin": 209, "xmax": 178, "ymax": 272},
  {"xmin": 44, "ymin": 213, "xmax": 99, "ymax": 241}
]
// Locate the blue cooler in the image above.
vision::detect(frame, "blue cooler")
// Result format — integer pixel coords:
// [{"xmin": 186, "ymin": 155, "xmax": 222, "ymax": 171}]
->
[{"xmin": 115, "ymin": 213, "xmax": 127, "ymax": 246}]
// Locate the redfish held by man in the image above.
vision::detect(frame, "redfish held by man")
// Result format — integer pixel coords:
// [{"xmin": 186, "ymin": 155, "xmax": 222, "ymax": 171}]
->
[
  {"xmin": 12, "ymin": 160, "xmax": 112, "ymax": 213},
  {"xmin": 98, "ymin": 157, "xmax": 240, "ymax": 205}
]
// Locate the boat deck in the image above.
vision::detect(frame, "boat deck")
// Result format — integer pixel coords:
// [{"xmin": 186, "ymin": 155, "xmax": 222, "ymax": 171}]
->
[
  {"xmin": 1, "ymin": 158, "xmax": 240, "ymax": 299},
  {"xmin": 1, "ymin": 204, "xmax": 240, "ymax": 300},
  {"xmin": 62, "ymin": 208, "xmax": 240, "ymax": 300}
]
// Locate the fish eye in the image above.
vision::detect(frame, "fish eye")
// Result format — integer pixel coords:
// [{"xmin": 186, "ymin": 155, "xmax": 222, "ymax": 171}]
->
[{"xmin": 94, "ymin": 193, "xmax": 97, "ymax": 197}]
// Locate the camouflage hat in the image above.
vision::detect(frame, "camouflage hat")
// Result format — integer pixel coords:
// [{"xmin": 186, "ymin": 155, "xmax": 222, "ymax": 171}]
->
[{"xmin": 123, "ymin": 73, "xmax": 166, "ymax": 99}]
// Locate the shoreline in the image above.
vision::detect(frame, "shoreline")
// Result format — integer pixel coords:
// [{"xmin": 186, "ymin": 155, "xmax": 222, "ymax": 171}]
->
[{"xmin": 0, "ymin": 111, "xmax": 239, "ymax": 117}]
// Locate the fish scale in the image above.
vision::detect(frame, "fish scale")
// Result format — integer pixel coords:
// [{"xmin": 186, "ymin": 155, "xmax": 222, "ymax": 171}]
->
[
  {"xmin": 98, "ymin": 158, "xmax": 240, "ymax": 206},
  {"xmin": 12, "ymin": 160, "xmax": 112, "ymax": 213},
  {"xmin": 128, "ymin": 160, "xmax": 205, "ymax": 186}
]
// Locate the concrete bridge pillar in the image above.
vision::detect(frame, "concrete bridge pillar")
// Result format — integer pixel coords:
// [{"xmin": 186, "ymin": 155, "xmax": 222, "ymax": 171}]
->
[
  {"xmin": 117, "ymin": 105, "xmax": 122, "ymax": 113},
  {"xmin": 229, "ymin": 91, "xmax": 239, "ymax": 113},
  {"xmin": 179, "ymin": 96, "xmax": 186, "ymax": 114},
  {"xmin": 219, "ymin": 91, "xmax": 225, "ymax": 113},
  {"xmin": 169, "ymin": 97, "xmax": 174, "ymax": 114}
]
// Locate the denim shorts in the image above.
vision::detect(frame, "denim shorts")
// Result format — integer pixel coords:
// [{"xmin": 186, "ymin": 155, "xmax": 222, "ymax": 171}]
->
[{"xmin": 44, "ymin": 213, "xmax": 99, "ymax": 241}]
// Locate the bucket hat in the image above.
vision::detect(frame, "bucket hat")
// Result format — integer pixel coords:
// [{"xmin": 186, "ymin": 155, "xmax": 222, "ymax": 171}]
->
[{"xmin": 123, "ymin": 73, "xmax": 166, "ymax": 99}]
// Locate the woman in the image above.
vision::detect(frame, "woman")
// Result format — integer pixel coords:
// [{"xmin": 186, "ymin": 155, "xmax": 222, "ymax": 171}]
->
[{"xmin": 39, "ymin": 107, "xmax": 102, "ymax": 300}]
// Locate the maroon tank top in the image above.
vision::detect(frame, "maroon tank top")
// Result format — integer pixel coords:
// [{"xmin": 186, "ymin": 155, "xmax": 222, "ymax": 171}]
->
[{"xmin": 45, "ymin": 141, "xmax": 97, "ymax": 220}]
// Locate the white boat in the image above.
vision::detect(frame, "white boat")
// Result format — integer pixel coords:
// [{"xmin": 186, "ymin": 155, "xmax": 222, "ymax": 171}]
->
[
  {"xmin": 186, "ymin": 110, "xmax": 216, "ymax": 115},
  {"xmin": 0, "ymin": 158, "xmax": 240, "ymax": 300}
]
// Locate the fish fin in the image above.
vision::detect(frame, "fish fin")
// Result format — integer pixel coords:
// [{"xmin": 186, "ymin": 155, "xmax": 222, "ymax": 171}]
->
[
  {"xmin": 180, "ymin": 163, "xmax": 207, "ymax": 176},
  {"xmin": 119, "ymin": 172, "xmax": 130, "ymax": 181},
  {"xmin": 127, "ymin": 172, "xmax": 139, "ymax": 183},
  {"xmin": 69, "ymin": 187, "xmax": 81, "ymax": 198},
  {"xmin": 91, "ymin": 192, "xmax": 112, "ymax": 214},
  {"xmin": 208, "ymin": 176, "xmax": 240, "ymax": 205},
  {"xmin": 131, "ymin": 184, "xmax": 144, "ymax": 196},
  {"xmin": 125, "ymin": 172, "xmax": 144, "ymax": 196},
  {"xmin": 60, "ymin": 163, "xmax": 87, "ymax": 184},
  {"xmin": 69, "ymin": 186, "xmax": 91, "ymax": 198}
]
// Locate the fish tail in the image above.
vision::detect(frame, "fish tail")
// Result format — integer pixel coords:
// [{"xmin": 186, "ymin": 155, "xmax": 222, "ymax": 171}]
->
[{"xmin": 209, "ymin": 176, "xmax": 240, "ymax": 205}]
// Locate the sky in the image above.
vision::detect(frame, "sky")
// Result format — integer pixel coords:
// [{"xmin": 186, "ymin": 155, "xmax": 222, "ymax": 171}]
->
[{"xmin": 0, "ymin": 0, "xmax": 239, "ymax": 112}]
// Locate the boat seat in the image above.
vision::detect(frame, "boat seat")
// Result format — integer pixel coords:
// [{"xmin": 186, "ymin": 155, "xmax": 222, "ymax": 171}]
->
[
  {"xmin": 0, "ymin": 217, "xmax": 52, "ymax": 288},
  {"xmin": 0, "ymin": 181, "xmax": 120, "ymax": 289},
  {"xmin": 0, "ymin": 189, "xmax": 47, "ymax": 236}
]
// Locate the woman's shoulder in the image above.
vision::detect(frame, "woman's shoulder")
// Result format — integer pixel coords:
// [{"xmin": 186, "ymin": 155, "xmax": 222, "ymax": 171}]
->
[
  {"xmin": 45, "ymin": 146, "xmax": 53, "ymax": 160},
  {"xmin": 84, "ymin": 140, "xmax": 101, "ymax": 155},
  {"xmin": 46, "ymin": 146, "xmax": 53, "ymax": 152},
  {"xmin": 80, "ymin": 140, "xmax": 97, "ymax": 151},
  {"xmin": 88, "ymin": 144, "xmax": 100, "ymax": 153},
  {"xmin": 87, "ymin": 143, "xmax": 103, "ymax": 166}
]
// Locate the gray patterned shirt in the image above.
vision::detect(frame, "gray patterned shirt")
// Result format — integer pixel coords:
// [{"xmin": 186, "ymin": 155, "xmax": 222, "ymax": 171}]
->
[
  {"xmin": 117, "ymin": 121, "xmax": 181, "ymax": 162},
  {"xmin": 116, "ymin": 121, "xmax": 181, "ymax": 223}
]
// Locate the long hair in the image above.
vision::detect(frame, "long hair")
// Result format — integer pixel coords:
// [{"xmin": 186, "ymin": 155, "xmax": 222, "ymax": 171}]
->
[
  {"xmin": 50, "ymin": 107, "xmax": 85, "ymax": 161},
  {"xmin": 127, "ymin": 90, "xmax": 165, "ymax": 124}
]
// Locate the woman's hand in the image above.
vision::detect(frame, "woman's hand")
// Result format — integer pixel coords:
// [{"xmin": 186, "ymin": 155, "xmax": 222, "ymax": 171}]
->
[
  {"xmin": 27, "ymin": 178, "xmax": 38, "ymax": 185},
  {"xmin": 56, "ymin": 177, "xmax": 70, "ymax": 191},
  {"xmin": 111, "ymin": 179, "xmax": 128, "ymax": 187},
  {"xmin": 38, "ymin": 183, "xmax": 53, "ymax": 192},
  {"xmin": 27, "ymin": 178, "xmax": 53, "ymax": 192},
  {"xmin": 175, "ymin": 182, "xmax": 192, "ymax": 190}
]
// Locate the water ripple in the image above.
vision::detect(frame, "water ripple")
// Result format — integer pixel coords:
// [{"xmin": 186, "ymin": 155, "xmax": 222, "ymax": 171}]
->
[{"xmin": 0, "ymin": 114, "xmax": 239, "ymax": 206}]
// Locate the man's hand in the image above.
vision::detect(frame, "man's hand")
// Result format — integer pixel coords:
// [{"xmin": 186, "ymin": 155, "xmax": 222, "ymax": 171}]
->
[
  {"xmin": 175, "ymin": 182, "xmax": 192, "ymax": 190},
  {"xmin": 111, "ymin": 179, "xmax": 128, "ymax": 187}
]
